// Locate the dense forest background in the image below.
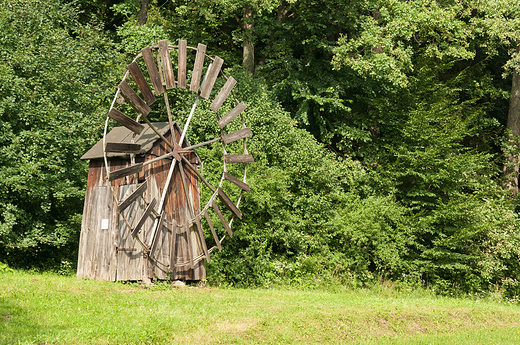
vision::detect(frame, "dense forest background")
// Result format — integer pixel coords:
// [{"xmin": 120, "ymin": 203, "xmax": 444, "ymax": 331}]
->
[{"xmin": 2, "ymin": 0, "xmax": 520, "ymax": 296}]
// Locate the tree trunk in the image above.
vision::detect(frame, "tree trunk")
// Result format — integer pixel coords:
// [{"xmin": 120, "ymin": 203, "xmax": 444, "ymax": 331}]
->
[
  {"xmin": 503, "ymin": 44, "xmax": 520, "ymax": 196},
  {"xmin": 138, "ymin": 0, "xmax": 149, "ymax": 26},
  {"xmin": 242, "ymin": 5, "xmax": 255, "ymax": 74}
]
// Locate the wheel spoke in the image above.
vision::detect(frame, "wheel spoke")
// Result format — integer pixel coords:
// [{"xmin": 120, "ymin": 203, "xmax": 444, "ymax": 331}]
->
[
  {"xmin": 180, "ymin": 155, "xmax": 216, "ymax": 193},
  {"xmin": 183, "ymin": 136, "xmax": 221, "ymax": 151},
  {"xmin": 140, "ymin": 116, "xmax": 174, "ymax": 151}
]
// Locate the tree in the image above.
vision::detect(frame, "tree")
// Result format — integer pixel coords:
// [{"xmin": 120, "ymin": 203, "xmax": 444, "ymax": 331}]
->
[{"xmin": 0, "ymin": 0, "xmax": 121, "ymax": 268}]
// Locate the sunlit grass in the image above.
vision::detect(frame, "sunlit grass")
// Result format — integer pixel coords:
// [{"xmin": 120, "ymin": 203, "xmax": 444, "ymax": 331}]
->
[{"xmin": 1, "ymin": 269, "xmax": 520, "ymax": 344}]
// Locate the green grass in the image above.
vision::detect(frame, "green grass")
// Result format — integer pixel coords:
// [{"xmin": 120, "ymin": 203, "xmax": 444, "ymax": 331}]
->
[{"xmin": 1, "ymin": 270, "xmax": 520, "ymax": 344}]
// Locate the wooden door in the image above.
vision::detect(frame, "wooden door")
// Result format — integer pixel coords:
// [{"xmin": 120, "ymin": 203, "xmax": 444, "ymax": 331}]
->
[{"xmin": 77, "ymin": 186, "xmax": 117, "ymax": 281}]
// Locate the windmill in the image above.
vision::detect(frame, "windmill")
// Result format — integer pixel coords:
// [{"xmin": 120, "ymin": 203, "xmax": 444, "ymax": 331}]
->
[{"xmin": 77, "ymin": 40, "xmax": 252, "ymax": 282}]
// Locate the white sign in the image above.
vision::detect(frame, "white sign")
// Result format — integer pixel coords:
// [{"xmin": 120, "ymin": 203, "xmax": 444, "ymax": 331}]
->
[{"xmin": 101, "ymin": 219, "xmax": 109, "ymax": 230}]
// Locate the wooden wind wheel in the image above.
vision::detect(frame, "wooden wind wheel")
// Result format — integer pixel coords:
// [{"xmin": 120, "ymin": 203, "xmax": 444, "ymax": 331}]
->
[{"xmin": 102, "ymin": 40, "xmax": 252, "ymax": 279}]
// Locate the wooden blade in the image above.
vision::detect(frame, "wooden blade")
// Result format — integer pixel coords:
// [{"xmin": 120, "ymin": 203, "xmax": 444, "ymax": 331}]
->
[
  {"xmin": 212, "ymin": 201, "xmax": 232, "ymax": 238},
  {"xmin": 159, "ymin": 39, "xmax": 176, "ymax": 89},
  {"xmin": 108, "ymin": 108, "xmax": 144, "ymax": 135},
  {"xmin": 131, "ymin": 198, "xmax": 157, "ymax": 238},
  {"xmin": 200, "ymin": 56, "xmax": 223, "ymax": 100},
  {"xmin": 118, "ymin": 181, "xmax": 148, "ymax": 212},
  {"xmin": 190, "ymin": 43, "xmax": 206, "ymax": 93},
  {"xmin": 105, "ymin": 142, "xmax": 141, "ymax": 154},
  {"xmin": 223, "ymin": 172, "xmax": 250, "ymax": 192},
  {"xmin": 222, "ymin": 127, "xmax": 253, "ymax": 145},
  {"xmin": 224, "ymin": 154, "xmax": 254, "ymax": 164},
  {"xmin": 210, "ymin": 76, "xmax": 236, "ymax": 112},
  {"xmin": 177, "ymin": 39, "xmax": 187, "ymax": 89},
  {"xmin": 218, "ymin": 101, "xmax": 247, "ymax": 129},
  {"xmin": 108, "ymin": 163, "xmax": 143, "ymax": 181},
  {"xmin": 149, "ymin": 211, "xmax": 166, "ymax": 256},
  {"xmin": 194, "ymin": 215, "xmax": 210, "ymax": 262},
  {"xmin": 141, "ymin": 46, "xmax": 165, "ymax": 95},
  {"xmin": 217, "ymin": 187, "xmax": 242, "ymax": 219},
  {"xmin": 203, "ymin": 209, "xmax": 221, "ymax": 252},
  {"xmin": 128, "ymin": 61, "xmax": 156, "ymax": 105},
  {"xmin": 118, "ymin": 80, "xmax": 151, "ymax": 116}
]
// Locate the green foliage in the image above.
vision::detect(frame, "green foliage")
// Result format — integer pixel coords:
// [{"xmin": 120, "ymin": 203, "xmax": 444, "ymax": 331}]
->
[
  {"xmin": 0, "ymin": 0, "xmax": 122, "ymax": 268},
  {"xmin": 204, "ymin": 71, "xmax": 413, "ymax": 288}
]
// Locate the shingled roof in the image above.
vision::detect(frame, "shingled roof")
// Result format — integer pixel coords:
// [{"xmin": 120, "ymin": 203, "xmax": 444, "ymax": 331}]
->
[{"xmin": 81, "ymin": 122, "xmax": 186, "ymax": 160}]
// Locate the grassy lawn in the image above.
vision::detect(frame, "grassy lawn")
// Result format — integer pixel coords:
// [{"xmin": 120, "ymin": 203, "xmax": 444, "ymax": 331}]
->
[{"xmin": 1, "ymin": 270, "xmax": 520, "ymax": 344}]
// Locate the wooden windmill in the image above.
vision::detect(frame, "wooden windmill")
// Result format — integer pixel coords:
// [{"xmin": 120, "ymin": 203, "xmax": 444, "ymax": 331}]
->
[{"xmin": 77, "ymin": 40, "xmax": 253, "ymax": 282}]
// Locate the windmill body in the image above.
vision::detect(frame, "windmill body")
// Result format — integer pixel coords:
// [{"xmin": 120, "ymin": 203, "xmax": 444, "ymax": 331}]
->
[{"xmin": 78, "ymin": 122, "xmax": 205, "ymax": 281}]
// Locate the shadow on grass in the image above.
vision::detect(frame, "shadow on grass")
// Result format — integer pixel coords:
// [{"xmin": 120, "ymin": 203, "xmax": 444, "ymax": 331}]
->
[{"xmin": 0, "ymin": 297, "xmax": 51, "ymax": 344}]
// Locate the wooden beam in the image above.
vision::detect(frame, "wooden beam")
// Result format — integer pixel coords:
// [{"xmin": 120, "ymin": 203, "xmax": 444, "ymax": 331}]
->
[
  {"xmin": 217, "ymin": 187, "xmax": 242, "ymax": 219},
  {"xmin": 221, "ymin": 127, "xmax": 253, "ymax": 145},
  {"xmin": 159, "ymin": 39, "xmax": 176, "ymax": 89},
  {"xmin": 212, "ymin": 201, "xmax": 232, "ymax": 238},
  {"xmin": 118, "ymin": 181, "xmax": 148, "ymax": 212},
  {"xmin": 218, "ymin": 102, "xmax": 246, "ymax": 128},
  {"xmin": 210, "ymin": 77, "xmax": 236, "ymax": 113},
  {"xmin": 107, "ymin": 108, "xmax": 144, "ymax": 135},
  {"xmin": 223, "ymin": 172, "xmax": 250, "ymax": 192},
  {"xmin": 180, "ymin": 155, "xmax": 216, "ymax": 193},
  {"xmin": 224, "ymin": 154, "xmax": 254, "ymax": 164},
  {"xmin": 131, "ymin": 198, "xmax": 157, "ymax": 238},
  {"xmin": 203, "ymin": 209, "xmax": 221, "ymax": 252},
  {"xmin": 141, "ymin": 46, "xmax": 165, "ymax": 95},
  {"xmin": 118, "ymin": 80, "xmax": 151, "ymax": 116},
  {"xmin": 108, "ymin": 163, "xmax": 143, "ymax": 181},
  {"xmin": 149, "ymin": 211, "xmax": 166, "ymax": 256},
  {"xmin": 194, "ymin": 215, "xmax": 210, "ymax": 262},
  {"xmin": 200, "ymin": 56, "xmax": 223, "ymax": 99},
  {"xmin": 177, "ymin": 40, "xmax": 187, "ymax": 89},
  {"xmin": 127, "ymin": 61, "xmax": 156, "ymax": 105},
  {"xmin": 190, "ymin": 43, "xmax": 206, "ymax": 93},
  {"xmin": 105, "ymin": 142, "xmax": 141, "ymax": 154}
]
